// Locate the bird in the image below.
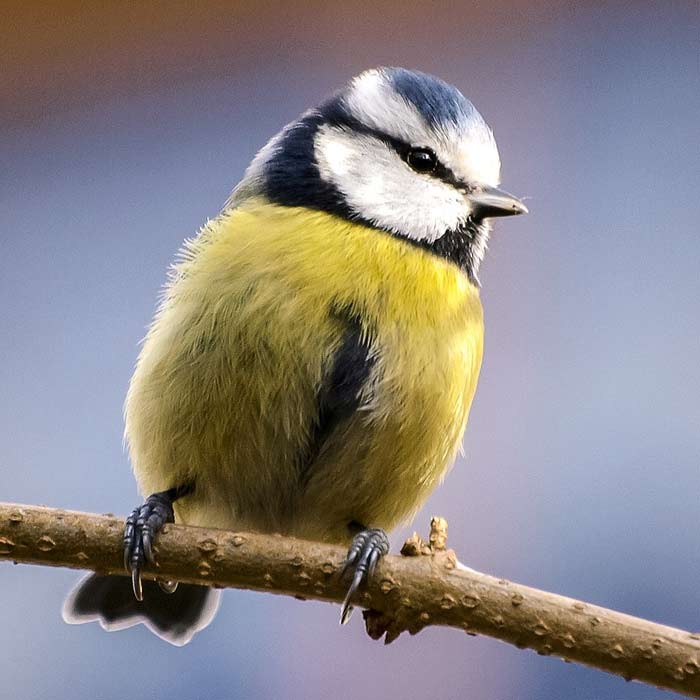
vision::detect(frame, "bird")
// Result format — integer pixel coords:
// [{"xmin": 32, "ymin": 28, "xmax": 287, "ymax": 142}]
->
[{"xmin": 62, "ymin": 67, "xmax": 527, "ymax": 645}]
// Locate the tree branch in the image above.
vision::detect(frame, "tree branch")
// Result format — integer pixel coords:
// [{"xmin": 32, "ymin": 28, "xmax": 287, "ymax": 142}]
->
[{"xmin": 1, "ymin": 502, "xmax": 698, "ymax": 696}]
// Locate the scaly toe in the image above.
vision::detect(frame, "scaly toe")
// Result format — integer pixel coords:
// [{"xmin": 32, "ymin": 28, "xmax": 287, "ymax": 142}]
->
[
  {"xmin": 122, "ymin": 492, "xmax": 176, "ymax": 601},
  {"xmin": 339, "ymin": 528, "xmax": 389, "ymax": 625}
]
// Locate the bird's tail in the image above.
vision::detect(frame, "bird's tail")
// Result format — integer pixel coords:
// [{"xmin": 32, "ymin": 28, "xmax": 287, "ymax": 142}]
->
[{"xmin": 62, "ymin": 573, "xmax": 221, "ymax": 646}]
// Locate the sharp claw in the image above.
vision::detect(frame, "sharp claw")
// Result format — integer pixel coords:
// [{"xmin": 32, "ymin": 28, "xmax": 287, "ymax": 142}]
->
[
  {"xmin": 158, "ymin": 579, "xmax": 178, "ymax": 594},
  {"xmin": 339, "ymin": 528, "xmax": 389, "ymax": 625},
  {"xmin": 142, "ymin": 528, "xmax": 153, "ymax": 564},
  {"xmin": 132, "ymin": 567, "xmax": 143, "ymax": 602},
  {"xmin": 340, "ymin": 598, "xmax": 354, "ymax": 625},
  {"xmin": 123, "ymin": 513, "xmax": 136, "ymax": 571},
  {"xmin": 340, "ymin": 565, "xmax": 365, "ymax": 624},
  {"xmin": 122, "ymin": 490, "xmax": 180, "ymax": 601},
  {"xmin": 350, "ymin": 566, "xmax": 365, "ymax": 596}
]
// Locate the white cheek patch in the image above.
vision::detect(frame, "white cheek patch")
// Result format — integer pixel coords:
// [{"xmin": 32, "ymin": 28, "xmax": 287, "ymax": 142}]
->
[
  {"xmin": 314, "ymin": 124, "xmax": 470, "ymax": 243},
  {"xmin": 318, "ymin": 133, "xmax": 355, "ymax": 177}
]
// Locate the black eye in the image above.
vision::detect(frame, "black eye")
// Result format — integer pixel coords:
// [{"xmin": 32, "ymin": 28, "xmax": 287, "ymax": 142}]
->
[{"xmin": 405, "ymin": 147, "xmax": 438, "ymax": 173}]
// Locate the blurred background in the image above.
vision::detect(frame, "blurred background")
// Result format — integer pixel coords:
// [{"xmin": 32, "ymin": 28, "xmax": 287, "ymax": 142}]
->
[{"xmin": 2, "ymin": 1, "xmax": 699, "ymax": 698}]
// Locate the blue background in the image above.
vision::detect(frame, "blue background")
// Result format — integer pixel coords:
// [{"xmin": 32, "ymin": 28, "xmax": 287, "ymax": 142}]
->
[{"xmin": 2, "ymin": 2, "xmax": 699, "ymax": 698}]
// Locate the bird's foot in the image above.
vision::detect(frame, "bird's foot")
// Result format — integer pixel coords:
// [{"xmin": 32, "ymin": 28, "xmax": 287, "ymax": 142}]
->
[
  {"xmin": 123, "ymin": 490, "xmax": 177, "ymax": 601},
  {"xmin": 340, "ymin": 528, "xmax": 389, "ymax": 624}
]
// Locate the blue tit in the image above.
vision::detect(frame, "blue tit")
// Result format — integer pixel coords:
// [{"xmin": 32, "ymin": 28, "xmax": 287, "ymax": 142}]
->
[{"xmin": 63, "ymin": 67, "xmax": 527, "ymax": 645}]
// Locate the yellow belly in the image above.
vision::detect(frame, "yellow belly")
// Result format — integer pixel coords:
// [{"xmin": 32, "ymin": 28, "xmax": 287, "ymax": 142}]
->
[{"xmin": 125, "ymin": 198, "xmax": 484, "ymax": 544}]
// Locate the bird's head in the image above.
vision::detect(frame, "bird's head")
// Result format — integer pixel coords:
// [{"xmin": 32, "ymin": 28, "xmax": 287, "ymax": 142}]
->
[{"xmin": 231, "ymin": 67, "xmax": 527, "ymax": 284}]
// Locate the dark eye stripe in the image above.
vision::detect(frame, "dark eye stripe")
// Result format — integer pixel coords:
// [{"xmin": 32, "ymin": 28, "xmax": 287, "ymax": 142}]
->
[{"xmin": 320, "ymin": 107, "xmax": 467, "ymax": 190}]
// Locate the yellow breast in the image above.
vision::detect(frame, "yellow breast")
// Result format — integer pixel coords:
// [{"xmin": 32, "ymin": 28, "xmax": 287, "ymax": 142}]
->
[{"xmin": 125, "ymin": 198, "xmax": 484, "ymax": 542}]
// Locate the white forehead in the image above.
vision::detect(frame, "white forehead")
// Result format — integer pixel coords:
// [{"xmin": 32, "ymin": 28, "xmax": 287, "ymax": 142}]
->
[{"xmin": 343, "ymin": 69, "xmax": 501, "ymax": 186}]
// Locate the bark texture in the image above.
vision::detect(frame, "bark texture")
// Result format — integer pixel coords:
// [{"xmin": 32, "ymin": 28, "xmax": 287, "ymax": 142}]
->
[{"xmin": 1, "ymin": 502, "xmax": 699, "ymax": 696}]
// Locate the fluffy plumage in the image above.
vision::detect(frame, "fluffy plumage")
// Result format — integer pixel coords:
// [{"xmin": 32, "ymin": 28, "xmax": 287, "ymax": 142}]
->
[
  {"xmin": 64, "ymin": 67, "xmax": 526, "ymax": 645},
  {"xmin": 126, "ymin": 200, "xmax": 484, "ymax": 541}
]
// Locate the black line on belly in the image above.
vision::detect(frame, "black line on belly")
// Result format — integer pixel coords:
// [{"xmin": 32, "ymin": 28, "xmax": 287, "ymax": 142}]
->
[{"xmin": 298, "ymin": 306, "xmax": 376, "ymax": 487}]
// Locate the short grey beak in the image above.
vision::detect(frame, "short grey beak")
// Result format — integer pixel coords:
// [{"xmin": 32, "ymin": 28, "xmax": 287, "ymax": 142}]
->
[{"xmin": 468, "ymin": 185, "xmax": 528, "ymax": 219}]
